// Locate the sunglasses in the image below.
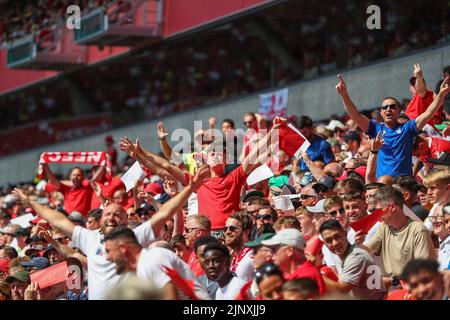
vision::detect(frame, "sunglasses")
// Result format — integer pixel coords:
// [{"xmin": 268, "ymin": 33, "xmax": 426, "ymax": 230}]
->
[
  {"xmin": 380, "ymin": 104, "xmax": 398, "ymax": 111},
  {"xmin": 184, "ymin": 227, "xmax": 203, "ymax": 234},
  {"xmin": 255, "ymin": 214, "xmax": 273, "ymax": 220},
  {"xmin": 243, "ymin": 121, "xmax": 253, "ymax": 126},
  {"xmin": 254, "ymin": 264, "xmax": 280, "ymax": 283},
  {"xmin": 327, "ymin": 208, "xmax": 345, "ymax": 217},
  {"xmin": 224, "ymin": 225, "xmax": 241, "ymax": 233},
  {"xmin": 300, "ymin": 194, "xmax": 315, "ymax": 200}
]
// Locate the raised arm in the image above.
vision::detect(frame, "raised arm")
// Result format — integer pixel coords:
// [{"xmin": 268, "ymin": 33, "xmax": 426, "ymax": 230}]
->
[
  {"xmin": 335, "ymin": 74, "xmax": 370, "ymax": 132},
  {"xmin": 12, "ymin": 188, "xmax": 76, "ymax": 238},
  {"xmin": 301, "ymin": 151, "xmax": 326, "ymax": 181},
  {"xmin": 119, "ymin": 137, "xmax": 178, "ymax": 182},
  {"xmin": 157, "ymin": 122, "xmax": 182, "ymax": 164},
  {"xmin": 416, "ymin": 75, "xmax": 450, "ymax": 131},
  {"xmin": 42, "ymin": 163, "xmax": 61, "ymax": 190},
  {"xmin": 365, "ymin": 132, "xmax": 384, "ymax": 184},
  {"xmin": 149, "ymin": 165, "xmax": 210, "ymax": 236},
  {"xmin": 38, "ymin": 229, "xmax": 88, "ymax": 268},
  {"xmin": 413, "ymin": 63, "xmax": 427, "ymax": 98},
  {"xmin": 242, "ymin": 119, "xmax": 282, "ymax": 175}
]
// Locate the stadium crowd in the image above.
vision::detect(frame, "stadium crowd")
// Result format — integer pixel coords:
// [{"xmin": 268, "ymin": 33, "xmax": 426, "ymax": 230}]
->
[
  {"xmin": 0, "ymin": 0, "xmax": 448, "ymax": 158},
  {"xmin": 1, "ymin": 62, "xmax": 450, "ymax": 300}
]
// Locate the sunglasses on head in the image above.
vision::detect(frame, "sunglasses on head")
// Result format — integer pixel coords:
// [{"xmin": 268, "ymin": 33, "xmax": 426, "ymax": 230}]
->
[
  {"xmin": 327, "ymin": 208, "xmax": 345, "ymax": 217},
  {"xmin": 224, "ymin": 225, "xmax": 240, "ymax": 232},
  {"xmin": 254, "ymin": 263, "xmax": 280, "ymax": 283},
  {"xmin": 256, "ymin": 214, "xmax": 273, "ymax": 220},
  {"xmin": 380, "ymin": 104, "xmax": 398, "ymax": 111}
]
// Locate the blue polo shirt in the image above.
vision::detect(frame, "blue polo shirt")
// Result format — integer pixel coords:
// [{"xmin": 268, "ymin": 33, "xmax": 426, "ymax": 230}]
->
[
  {"xmin": 367, "ymin": 119, "xmax": 418, "ymax": 178},
  {"xmin": 300, "ymin": 135, "xmax": 335, "ymax": 171}
]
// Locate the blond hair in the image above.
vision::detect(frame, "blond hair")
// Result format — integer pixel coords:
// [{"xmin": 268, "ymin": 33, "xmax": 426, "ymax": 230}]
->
[
  {"xmin": 324, "ymin": 196, "xmax": 343, "ymax": 212},
  {"xmin": 424, "ymin": 170, "xmax": 450, "ymax": 187}
]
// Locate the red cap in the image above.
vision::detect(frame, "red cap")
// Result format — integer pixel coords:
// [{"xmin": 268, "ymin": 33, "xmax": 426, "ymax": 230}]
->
[
  {"xmin": 144, "ymin": 182, "xmax": 163, "ymax": 196},
  {"xmin": 349, "ymin": 166, "xmax": 367, "ymax": 179},
  {"xmin": 105, "ymin": 135, "xmax": 114, "ymax": 142},
  {"xmin": 0, "ymin": 259, "xmax": 10, "ymax": 273},
  {"xmin": 30, "ymin": 216, "xmax": 44, "ymax": 225}
]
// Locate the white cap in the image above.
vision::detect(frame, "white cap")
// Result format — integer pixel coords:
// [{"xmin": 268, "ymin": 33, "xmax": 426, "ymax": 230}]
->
[
  {"xmin": 261, "ymin": 228, "xmax": 306, "ymax": 250},
  {"xmin": 306, "ymin": 199, "xmax": 325, "ymax": 213},
  {"xmin": 326, "ymin": 120, "xmax": 345, "ymax": 131}
]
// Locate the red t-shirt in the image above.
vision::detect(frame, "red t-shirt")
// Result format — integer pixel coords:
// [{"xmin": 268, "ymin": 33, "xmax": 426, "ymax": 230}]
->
[
  {"xmin": 59, "ymin": 180, "xmax": 93, "ymax": 216},
  {"xmin": 90, "ymin": 177, "xmax": 125, "ymax": 209},
  {"xmin": 286, "ymin": 261, "xmax": 327, "ymax": 295},
  {"xmin": 420, "ymin": 137, "xmax": 450, "ymax": 165},
  {"xmin": 406, "ymin": 90, "xmax": 442, "ymax": 127},
  {"xmin": 188, "ymin": 251, "xmax": 204, "ymax": 277},
  {"xmin": 194, "ymin": 166, "xmax": 248, "ymax": 229},
  {"xmin": 107, "ymin": 146, "xmax": 118, "ymax": 167}
]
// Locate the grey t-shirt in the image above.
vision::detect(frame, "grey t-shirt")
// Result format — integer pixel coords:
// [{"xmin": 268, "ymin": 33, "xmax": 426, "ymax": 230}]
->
[{"xmin": 340, "ymin": 245, "xmax": 386, "ymax": 300}]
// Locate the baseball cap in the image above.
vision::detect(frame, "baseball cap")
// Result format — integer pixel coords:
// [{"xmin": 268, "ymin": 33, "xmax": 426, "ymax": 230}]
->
[
  {"xmin": 0, "ymin": 259, "xmax": 10, "ymax": 273},
  {"xmin": 68, "ymin": 211, "xmax": 85, "ymax": 224},
  {"xmin": 6, "ymin": 270, "xmax": 31, "ymax": 284},
  {"xmin": 144, "ymin": 182, "xmax": 164, "ymax": 196},
  {"xmin": 312, "ymin": 176, "xmax": 336, "ymax": 192},
  {"xmin": 20, "ymin": 257, "xmax": 50, "ymax": 270},
  {"xmin": 344, "ymin": 130, "xmax": 361, "ymax": 142},
  {"xmin": 261, "ymin": 228, "xmax": 306, "ymax": 250},
  {"xmin": 427, "ymin": 152, "xmax": 450, "ymax": 166},
  {"xmin": 269, "ymin": 175, "xmax": 289, "ymax": 188},
  {"xmin": 434, "ymin": 121, "xmax": 450, "ymax": 131},
  {"xmin": 24, "ymin": 245, "xmax": 46, "ymax": 257},
  {"xmin": 242, "ymin": 190, "xmax": 265, "ymax": 203},
  {"xmin": 245, "ymin": 233, "xmax": 275, "ymax": 248},
  {"xmin": 105, "ymin": 135, "xmax": 114, "ymax": 142},
  {"xmin": 348, "ymin": 166, "xmax": 367, "ymax": 179},
  {"xmin": 326, "ymin": 120, "xmax": 346, "ymax": 132},
  {"xmin": 306, "ymin": 199, "xmax": 326, "ymax": 214},
  {"xmin": 25, "ymin": 234, "xmax": 43, "ymax": 244}
]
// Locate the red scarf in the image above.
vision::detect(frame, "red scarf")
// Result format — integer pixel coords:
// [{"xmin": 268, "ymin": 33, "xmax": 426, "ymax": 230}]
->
[
  {"xmin": 38, "ymin": 151, "xmax": 112, "ymax": 179},
  {"xmin": 230, "ymin": 246, "xmax": 252, "ymax": 273}
]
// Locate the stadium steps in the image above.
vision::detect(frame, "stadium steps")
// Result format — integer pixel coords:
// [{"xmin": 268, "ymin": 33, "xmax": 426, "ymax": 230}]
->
[
  {"xmin": 68, "ymin": 82, "xmax": 95, "ymax": 115},
  {"xmin": 243, "ymin": 19, "xmax": 303, "ymax": 75}
]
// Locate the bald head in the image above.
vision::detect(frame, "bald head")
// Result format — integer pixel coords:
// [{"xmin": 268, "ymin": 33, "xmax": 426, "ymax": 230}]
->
[
  {"xmin": 377, "ymin": 175, "xmax": 393, "ymax": 186},
  {"xmin": 324, "ymin": 162, "xmax": 344, "ymax": 178}
]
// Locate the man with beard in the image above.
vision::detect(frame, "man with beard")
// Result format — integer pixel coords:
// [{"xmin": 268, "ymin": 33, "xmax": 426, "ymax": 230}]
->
[
  {"xmin": 202, "ymin": 242, "xmax": 249, "ymax": 300},
  {"xmin": 336, "ymin": 74, "xmax": 450, "ymax": 178},
  {"xmin": 400, "ymin": 259, "xmax": 448, "ymax": 300},
  {"xmin": 11, "ymin": 165, "xmax": 210, "ymax": 300},
  {"xmin": 224, "ymin": 212, "xmax": 254, "ymax": 282},
  {"xmin": 105, "ymin": 227, "xmax": 210, "ymax": 300},
  {"xmin": 319, "ymin": 220, "xmax": 386, "ymax": 300},
  {"xmin": 42, "ymin": 165, "xmax": 93, "ymax": 216}
]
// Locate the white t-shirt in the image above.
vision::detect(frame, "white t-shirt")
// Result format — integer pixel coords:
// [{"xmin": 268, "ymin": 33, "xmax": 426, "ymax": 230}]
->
[
  {"xmin": 71, "ymin": 222, "xmax": 155, "ymax": 300},
  {"xmin": 214, "ymin": 276, "xmax": 247, "ymax": 300},
  {"xmin": 136, "ymin": 247, "xmax": 210, "ymax": 300},
  {"xmin": 234, "ymin": 250, "xmax": 254, "ymax": 282}
]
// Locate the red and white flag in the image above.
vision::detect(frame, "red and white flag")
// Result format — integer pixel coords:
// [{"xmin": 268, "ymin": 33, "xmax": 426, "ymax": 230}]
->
[
  {"xmin": 259, "ymin": 88, "xmax": 289, "ymax": 120},
  {"xmin": 275, "ymin": 119, "xmax": 310, "ymax": 159}
]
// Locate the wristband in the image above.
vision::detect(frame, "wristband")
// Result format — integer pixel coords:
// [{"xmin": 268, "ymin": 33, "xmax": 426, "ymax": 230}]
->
[{"xmin": 370, "ymin": 150, "xmax": 379, "ymax": 154}]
